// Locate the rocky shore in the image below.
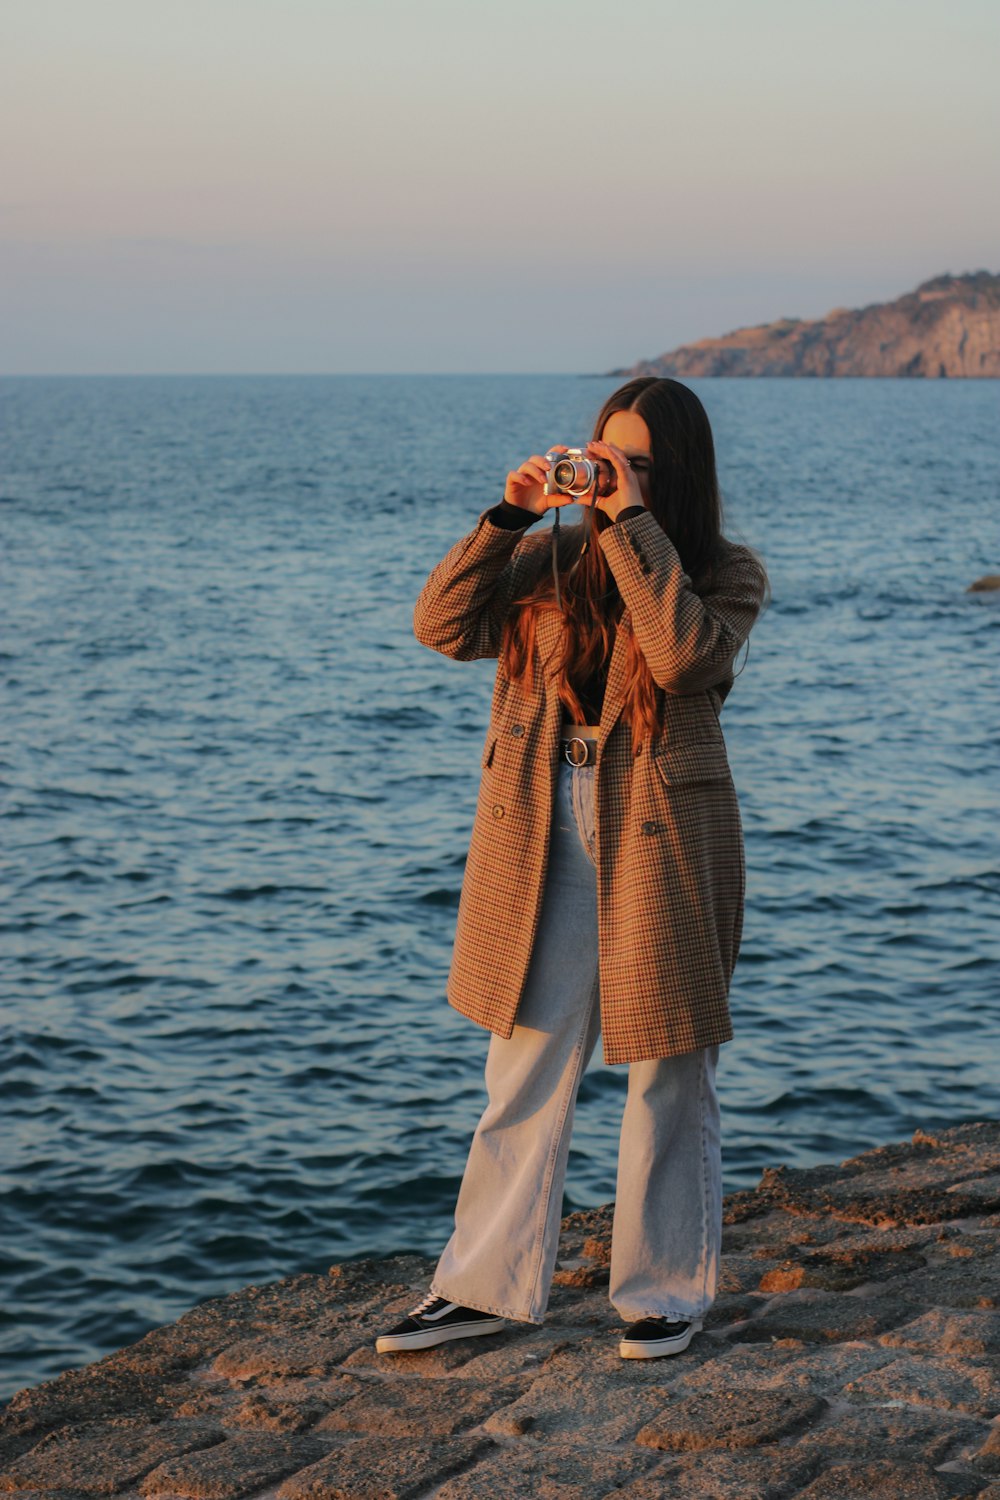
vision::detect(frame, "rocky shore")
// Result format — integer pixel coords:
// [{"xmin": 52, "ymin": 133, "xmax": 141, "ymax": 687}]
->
[
  {"xmin": 611, "ymin": 271, "xmax": 1000, "ymax": 378},
  {"xmin": 2, "ymin": 1119, "xmax": 998, "ymax": 1499}
]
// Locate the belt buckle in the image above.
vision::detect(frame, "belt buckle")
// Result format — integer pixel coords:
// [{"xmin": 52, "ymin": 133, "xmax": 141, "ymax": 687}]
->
[{"xmin": 563, "ymin": 736, "xmax": 590, "ymax": 767}]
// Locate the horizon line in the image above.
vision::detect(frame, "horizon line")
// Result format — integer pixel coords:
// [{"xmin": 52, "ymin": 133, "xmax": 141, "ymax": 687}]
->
[
  {"xmin": 3, "ymin": 371, "xmax": 999, "ymax": 381},
  {"xmin": 0, "ymin": 370, "xmax": 612, "ymax": 379}
]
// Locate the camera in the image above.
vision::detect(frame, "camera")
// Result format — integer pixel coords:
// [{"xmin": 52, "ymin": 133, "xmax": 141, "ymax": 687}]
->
[{"xmin": 543, "ymin": 447, "xmax": 616, "ymax": 500}]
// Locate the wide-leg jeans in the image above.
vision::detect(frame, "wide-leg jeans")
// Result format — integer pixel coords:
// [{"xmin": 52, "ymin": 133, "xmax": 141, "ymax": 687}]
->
[{"xmin": 430, "ymin": 756, "xmax": 722, "ymax": 1326}]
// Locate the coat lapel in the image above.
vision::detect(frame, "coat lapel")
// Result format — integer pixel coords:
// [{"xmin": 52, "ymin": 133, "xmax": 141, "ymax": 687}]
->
[
  {"xmin": 536, "ymin": 606, "xmax": 633, "ymax": 757},
  {"xmin": 597, "ymin": 610, "xmax": 631, "ymax": 754}
]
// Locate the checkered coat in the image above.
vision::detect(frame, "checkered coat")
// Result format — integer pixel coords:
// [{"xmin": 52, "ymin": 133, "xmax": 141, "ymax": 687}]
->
[{"xmin": 413, "ymin": 506, "xmax": 767, "ymax": 1065}]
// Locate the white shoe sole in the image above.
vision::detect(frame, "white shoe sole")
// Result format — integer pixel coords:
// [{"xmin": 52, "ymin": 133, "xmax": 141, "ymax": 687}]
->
[
  {"xmin": 619, "ymin": 1318, "xmax": 703, "ymax": 1359},
  {"xmin": 375, "ymin": 1316, "xmax": 507, "ymax": 1354}
]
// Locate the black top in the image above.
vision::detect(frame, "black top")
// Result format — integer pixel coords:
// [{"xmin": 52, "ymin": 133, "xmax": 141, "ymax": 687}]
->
[
  {"xmin": 485, "ymin": 498, "xmax": 648, "ymax": 725},
  {"xmin": 485, "ymin": 499, "xmax": 647, "ymax": 531}
]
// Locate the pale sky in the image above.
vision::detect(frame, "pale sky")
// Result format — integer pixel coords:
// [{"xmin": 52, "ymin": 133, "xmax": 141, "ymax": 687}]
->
[{"xmin": 3, "ymin": 0, "xmax": 998, "ymax": 373}]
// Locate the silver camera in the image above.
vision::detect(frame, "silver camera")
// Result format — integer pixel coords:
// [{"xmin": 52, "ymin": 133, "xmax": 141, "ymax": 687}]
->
[{"xmin": 543, "ymin": 447, "xmax": 616, "ymax": 500}]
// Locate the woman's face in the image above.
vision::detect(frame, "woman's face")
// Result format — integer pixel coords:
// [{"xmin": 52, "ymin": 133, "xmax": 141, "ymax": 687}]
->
[{"xmin": 599, "ymin": 409, "xmax": 653, "ymax": 507}]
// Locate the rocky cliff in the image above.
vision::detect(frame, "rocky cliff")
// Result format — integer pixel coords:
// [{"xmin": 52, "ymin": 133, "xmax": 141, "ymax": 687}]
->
[{"xmin": 612, "ymin": 271, "xmax": 1000, "ymax": 378}]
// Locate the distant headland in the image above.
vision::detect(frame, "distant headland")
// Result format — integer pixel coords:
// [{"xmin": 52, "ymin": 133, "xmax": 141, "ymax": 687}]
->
[{"xmin": 608, "ymin": 270, "xmax": 1000, "ymax": 378}]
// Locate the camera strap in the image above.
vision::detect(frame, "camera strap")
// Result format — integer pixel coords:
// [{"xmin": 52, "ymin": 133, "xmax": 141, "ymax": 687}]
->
[
  {"xmin": 550, "ymin": 472, "xmax": 598, "ymax": 613},
  {"xmin": 551, "ymin": 509, "xmax": 561, "ymax": 611}
]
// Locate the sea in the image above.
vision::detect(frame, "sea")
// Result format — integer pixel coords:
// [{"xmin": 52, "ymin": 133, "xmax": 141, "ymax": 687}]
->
[{"xmin": 1, "ymin": 373, "xmax": 998, "ymax": 1403}]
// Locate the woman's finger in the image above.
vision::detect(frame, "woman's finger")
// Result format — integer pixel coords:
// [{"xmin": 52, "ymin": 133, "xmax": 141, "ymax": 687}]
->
[
  {"xmin": 587, "ymin": 439, "xmax": 632, "ymax": 486},
  {"xmin": 585, "ymin": 439, "xmax": 645, "ymax": 513},
  {"xmin": 588, "ymin": 438, "xmax": 627, "ymax": 469}
]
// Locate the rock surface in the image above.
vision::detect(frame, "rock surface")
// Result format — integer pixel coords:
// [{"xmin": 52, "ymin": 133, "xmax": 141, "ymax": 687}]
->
[
  {"xmin": 2, "ymin": 1120, "xmax": 999, "ymax": 1498},
  {"xmin": 611, "ymin": 271, "xmax": 1000, "ymax": 378}
]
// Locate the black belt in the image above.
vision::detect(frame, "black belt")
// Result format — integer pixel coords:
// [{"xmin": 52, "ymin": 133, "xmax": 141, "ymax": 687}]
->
[{"xmin": 559, "ymin": 726, "xmax": 599, "ymax": 767}]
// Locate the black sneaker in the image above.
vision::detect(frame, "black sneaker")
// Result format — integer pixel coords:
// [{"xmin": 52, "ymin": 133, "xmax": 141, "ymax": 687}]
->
[
  {"xmin": 375, "ymin": 1292, "xmax": 507, "ymax": 1354},
  {"xmin": 619, "ymin": 1315, "xmax": 703, "ymax": 1359}
]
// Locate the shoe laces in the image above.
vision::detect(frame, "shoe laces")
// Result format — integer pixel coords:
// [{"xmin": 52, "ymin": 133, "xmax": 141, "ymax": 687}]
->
[{"xmin": 411, "ymin": 1290, "xmax": 445, "ymax": 1316}]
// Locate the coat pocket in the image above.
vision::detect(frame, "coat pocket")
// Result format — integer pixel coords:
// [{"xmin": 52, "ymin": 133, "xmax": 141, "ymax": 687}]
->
[
  {"xmin": 652, "ymin": 740, "xmax": 732, "ymax": 786},
  {"xmin": 481, "ymin": 732, "xmax": 498, "ymax": 770}
]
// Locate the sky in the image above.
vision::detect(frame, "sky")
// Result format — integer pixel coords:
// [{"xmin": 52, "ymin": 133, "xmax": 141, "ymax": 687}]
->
[{"xmin": 2, "ymin": 0, "xmax": 998, "ymax": 374}]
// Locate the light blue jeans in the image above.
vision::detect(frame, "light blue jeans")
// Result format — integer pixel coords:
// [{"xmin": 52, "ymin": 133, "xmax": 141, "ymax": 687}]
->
[{"xmin": 430, "ymin": 757, "xmax": 722, "ymax": 1325}]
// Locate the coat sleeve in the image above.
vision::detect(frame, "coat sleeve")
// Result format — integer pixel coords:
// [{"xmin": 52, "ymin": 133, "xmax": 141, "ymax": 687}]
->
[
  {"xmin": 598, "ymin": 510, "xmax": 766, "ymax": 694},
  {"xmin": 413, "ymin": 508, "xmax": 552, "ymax": 661}
]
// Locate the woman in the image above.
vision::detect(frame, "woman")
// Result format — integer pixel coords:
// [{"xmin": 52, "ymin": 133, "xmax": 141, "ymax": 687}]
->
[{"xmin": 376, "ymin": 377, "xmax": 770, "ymax": 1361}]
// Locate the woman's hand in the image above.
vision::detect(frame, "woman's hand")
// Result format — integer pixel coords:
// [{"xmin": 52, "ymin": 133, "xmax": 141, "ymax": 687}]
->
[
  {"xmin": 503, "ymin": 446, "xmax": 577, "ymax": 516},
  {"xmin": 583, "ymin": 439, "xmax": 646, "ymax": 520}
]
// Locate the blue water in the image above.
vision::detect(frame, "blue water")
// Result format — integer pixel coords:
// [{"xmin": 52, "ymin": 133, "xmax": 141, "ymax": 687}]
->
[{"xmin": 1, "ymin": 374, "xmax": 998, "ymax": 1403}]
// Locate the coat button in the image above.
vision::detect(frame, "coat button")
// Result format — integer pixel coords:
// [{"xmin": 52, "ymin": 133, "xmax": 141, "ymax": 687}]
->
[
  {"xmin": 641, "ymin": 820, "xmax": 659, "ymax": 835},
  {"xmin": 492, "ymin": 804, "xmax": 505, "ymax": 819},
  {"xmin": 511, "ymin": 723, "xmax": 524, "ymax": 737}
]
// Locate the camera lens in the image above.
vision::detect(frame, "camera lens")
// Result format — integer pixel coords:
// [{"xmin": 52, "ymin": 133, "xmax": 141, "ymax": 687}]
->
[{"xmin": 552, "ymin": 460, "xmax": 578, "ymax": 489}]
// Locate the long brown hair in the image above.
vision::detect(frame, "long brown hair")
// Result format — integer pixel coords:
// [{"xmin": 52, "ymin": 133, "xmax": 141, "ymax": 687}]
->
[{"xmin": 499, "ymin": 377, "xmax": 767, "ymax": 755}]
